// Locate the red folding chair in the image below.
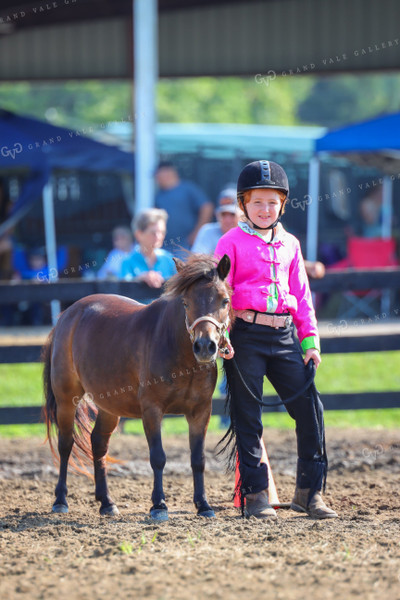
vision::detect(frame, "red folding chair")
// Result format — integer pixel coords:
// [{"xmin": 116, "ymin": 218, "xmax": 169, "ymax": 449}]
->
[
  {"xmin": 347, "ymin": 237, "xmax": 397, "ymax": 269},
  {"xmin": 340, "ymin": 237, "xmax": 398, "ymax": 319}
]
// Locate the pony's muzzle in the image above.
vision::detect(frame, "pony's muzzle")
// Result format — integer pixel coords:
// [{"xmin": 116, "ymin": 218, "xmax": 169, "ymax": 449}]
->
[{"xmin": 193, "ymin": 337, "xmax": 218, "ymax": 363}]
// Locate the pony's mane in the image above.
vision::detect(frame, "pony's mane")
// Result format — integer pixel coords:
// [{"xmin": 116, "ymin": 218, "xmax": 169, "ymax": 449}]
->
[{"xmin": 164, "ymin": 254, "xmax": 226, "ymax": 297}]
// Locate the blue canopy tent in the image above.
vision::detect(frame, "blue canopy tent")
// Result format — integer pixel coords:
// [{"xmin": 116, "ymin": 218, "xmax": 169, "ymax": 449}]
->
[
  {"xmin": 307, "ymin": 112, "xmax": 400, "ymax": 262},
  {"xmin": 0, "ymin": 109, "xmax": 134, "ymax": 322}
]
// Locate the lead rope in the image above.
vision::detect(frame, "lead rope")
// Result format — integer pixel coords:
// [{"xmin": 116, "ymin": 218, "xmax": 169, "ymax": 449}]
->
[
  {"xmin": 227, "ymin": 355, "xmax": 317, "ymax": 408},
  {"xmin": 224, "ymin": 357, "xmax": 325, "ymax": 510}
]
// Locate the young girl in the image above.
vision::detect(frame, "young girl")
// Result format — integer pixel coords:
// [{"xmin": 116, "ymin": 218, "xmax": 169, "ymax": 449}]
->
[{"xmin": 215, "ymin": 160, "xmax": 337, "ymax": 520}]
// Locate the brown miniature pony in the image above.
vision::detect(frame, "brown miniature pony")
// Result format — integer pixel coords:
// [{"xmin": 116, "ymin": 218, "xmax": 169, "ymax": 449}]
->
[{"xmin": 43, "ymin": 254, "xmax": 232, "ymax": 521}]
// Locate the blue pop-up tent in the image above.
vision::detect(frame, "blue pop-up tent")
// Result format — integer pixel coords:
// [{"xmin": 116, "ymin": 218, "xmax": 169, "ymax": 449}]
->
[
  {"xmin": 307, "ymin": 112, "xmax": 400, "ymax": 261},
  {"xmin": 0, "ymin": 109, "xmax": 134, "ymax": 233},
  {"xmin": 0, "ymin": 109, "xmax": 134, "ymax": 322}
]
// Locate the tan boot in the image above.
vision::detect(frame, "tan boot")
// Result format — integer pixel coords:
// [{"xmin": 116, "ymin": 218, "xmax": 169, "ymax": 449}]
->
[
  {"xmin": 291, "ymin": 488, "xmax": 338, "ymax": 519},
  {"xmin": 244, "ymin": 489, "xmax": 277, "ymax": 519}
]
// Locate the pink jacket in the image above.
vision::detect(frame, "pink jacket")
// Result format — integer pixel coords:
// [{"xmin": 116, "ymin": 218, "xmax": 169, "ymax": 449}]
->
[{"xmin": 215, "ymin": 223, "xmax": 319, "ymax": 351}]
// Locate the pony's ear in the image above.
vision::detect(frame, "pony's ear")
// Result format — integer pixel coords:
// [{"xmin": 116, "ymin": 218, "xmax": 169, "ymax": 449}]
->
[
  {"xmin": 173, "ymin": 257, "xmax": 185, "ymax": 272},
  {"xmin": 216, "ymin": 254, "xmax": 231, "ymax": 280}
]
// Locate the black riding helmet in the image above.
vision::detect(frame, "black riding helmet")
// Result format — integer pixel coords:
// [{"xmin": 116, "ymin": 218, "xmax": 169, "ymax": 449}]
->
[{"xmin": 237, "ymin": 160, "xmax": 289, "ymax": 231}]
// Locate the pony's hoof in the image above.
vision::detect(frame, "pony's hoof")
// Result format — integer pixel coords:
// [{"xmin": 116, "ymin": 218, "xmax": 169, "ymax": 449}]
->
[
  {"xmin": 52, "ymin": 503, "xmax": 68, "ymax": 514},
  {"xmin": 100, "ymin": 504, "xmax": 119, "ymax": 517},
  {"xmin": 198, "ymin": 508, "xmax": 215, "ymax": 518},
  {"xmin": 150, "ymin": 508, "xmax": 169, "ymax": 521}
]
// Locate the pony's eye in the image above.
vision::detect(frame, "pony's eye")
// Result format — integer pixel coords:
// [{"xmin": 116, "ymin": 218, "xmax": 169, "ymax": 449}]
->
[
  {"xmin": 222, "ymin": 298, "xmax": 230, "ymax": 307},
  {"xmin": 183, "ymin": 300, "xmax": 188, "ymax": 309}
]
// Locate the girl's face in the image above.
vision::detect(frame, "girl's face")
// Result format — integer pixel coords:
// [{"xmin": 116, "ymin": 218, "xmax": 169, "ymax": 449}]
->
[{"xmin": 246, "ymin": 189, "xmax": 282, "ymax": 228}]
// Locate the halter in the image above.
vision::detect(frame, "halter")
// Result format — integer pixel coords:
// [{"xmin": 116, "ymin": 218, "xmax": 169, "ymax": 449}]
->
[
  {"xmin": 184, "ymin": 313, "xmax": 235, "ymax": 359},
  {"xmin": 185, "ymin": 314, "xmax": 228, "ymax": 343}
]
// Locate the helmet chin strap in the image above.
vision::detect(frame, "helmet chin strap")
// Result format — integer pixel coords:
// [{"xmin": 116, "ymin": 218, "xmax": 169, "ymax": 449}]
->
[
  {"xmin": 242, "ymin": 205, "xmax": 281, "ymax": 233},
  {"xmin": 251, "ymin": 217, "xmax": 280, "ymax": 231}
]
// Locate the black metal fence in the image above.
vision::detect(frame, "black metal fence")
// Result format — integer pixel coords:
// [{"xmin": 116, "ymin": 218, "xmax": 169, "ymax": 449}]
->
[{"xmin": 1, "ymin": 267, "xmax": 400, "ymax": 424}]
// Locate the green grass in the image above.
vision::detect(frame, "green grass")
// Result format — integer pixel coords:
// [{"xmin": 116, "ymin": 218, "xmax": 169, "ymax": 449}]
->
[
  {"xmin": 216, "ymin": 351, "xmax": 400, "ymax": 395},
  {"xmin": 1, "ymin": 352, "xmax": 400, "ymax": 407},
  {"xmin": 0, "ymin": 364, "xmax": 44, "ymax": 407},
  {"xmin": 314, "ymin": 352, "xmax": 400, "ymax": 393},
  {"xmin": 1, "ymin": 409, "xmax": 400, "ymax": 438},
  {"xmin": 0, "ymin": 351, "xmax": 399, "ymax": 437},
  {"xmin": 0, "ymin": 423, "xmax": 47, "ymax": 438}
]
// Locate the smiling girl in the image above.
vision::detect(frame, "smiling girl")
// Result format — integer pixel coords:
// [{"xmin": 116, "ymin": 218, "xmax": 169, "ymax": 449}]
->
[{"xmin": 215, "ymin": 160, "xmax": 337, "ymax": 521}]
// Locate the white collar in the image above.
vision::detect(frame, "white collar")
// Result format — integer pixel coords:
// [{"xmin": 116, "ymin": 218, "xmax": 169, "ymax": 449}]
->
[{"xmin": 239, "ymin": 220, "xmax": 284, "ymax": 243}]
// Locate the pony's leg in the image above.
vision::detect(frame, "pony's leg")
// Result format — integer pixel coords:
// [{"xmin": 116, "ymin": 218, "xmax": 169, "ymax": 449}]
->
[
  {"xmin": 91, "ymin": 410, "xmax": 120, "ymax": 516},
  {"xmin": 53, "ymin": 403, "xmax": 77, "ymax": 513},
  {"xmin": 187, "ymin": 411, "xmax": 215, "ymax": 518},
  {"xmin": 142, "ymin": 406, "xmax": 168, "ymax": 521}
]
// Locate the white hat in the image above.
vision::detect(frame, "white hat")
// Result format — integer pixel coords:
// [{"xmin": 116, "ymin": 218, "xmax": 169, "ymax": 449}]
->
[
  {"xmin": 216, "ymin": 203, "xmax": 238, "ymax": 214},
  {"xmin": 216, "ymin": 187, "xmax": 238, "ymax": 214}
]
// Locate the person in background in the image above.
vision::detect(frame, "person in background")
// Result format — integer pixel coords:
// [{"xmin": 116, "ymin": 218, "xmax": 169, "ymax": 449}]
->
[
  {"xmin": 0, "ymin": 229, "xmax": 15, "ymax": 325},
  {"xmin": 121, "ymin": 208, "xmax": 176, "ymax": 292},
  {"xmin": 359, "ymin": 186, "xmax": 383, "ymax": 238},
  {"xmin": 191, "ymin": 187, "xmax": 241, "ymax": 254},
  {"xmin": 154, "ymin": 161, "xmax": 214, "ymax": 255},
  {"xmin": 97, "ymin": 226, "xmax": 135, "ymax": 279},
  {"xmin": 304, "ymin": 260, "xmax": 325, "ymax": 279},
  {"xmin": 0, "ymin": 177, "xmax": 17, "ymax": 324},
  {"xmin": 0, "ymin": 178, "xmax": 13, "ymax": 279},
  {"xmin": 19, "ymin": 247, "xmax": 49, "ymax": 325}
]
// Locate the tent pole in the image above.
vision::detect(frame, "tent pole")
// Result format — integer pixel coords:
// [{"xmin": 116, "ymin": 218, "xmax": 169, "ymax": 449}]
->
[
  {"xmin": 381, "ymin": 175, "xmax": 393, "ymax": 239},
  {"xmin": 306, "ymin": 156, "xmax": 320, "ymax": 262},
  {"xmin": 134, "ymin": 0, "xmax": 158, "ymax": 213},
  {"xmin": 381, "ymin": 175, "xmax": 393, "ymax": 315},
  {"xmin": 42, "ymin": 178, "xmax": 60, "ymax": 325},
  {"xmin": 121, "ymin": 173, "xmax": 135, "ymax": 217}
]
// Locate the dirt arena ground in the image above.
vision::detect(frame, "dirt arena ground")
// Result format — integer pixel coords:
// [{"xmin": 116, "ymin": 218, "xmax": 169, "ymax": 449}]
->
[{"xmin": 1, "ymin": 428, "xmax": 400, "ymax": 600}]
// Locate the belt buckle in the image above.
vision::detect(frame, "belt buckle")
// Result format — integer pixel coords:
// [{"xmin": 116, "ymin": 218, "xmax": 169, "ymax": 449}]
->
[{"xmin": 284, "ymin": 315, "xmax": 292, "ymax": 328}]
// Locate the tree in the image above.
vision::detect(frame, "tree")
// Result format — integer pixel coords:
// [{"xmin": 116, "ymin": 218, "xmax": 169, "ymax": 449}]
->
[
  {"xmin": 297, "ymin": 74, "xmax": 400, "ymax": 128},
  {"xmin": 1, "ymin": 73, "xmax": 400, "ymax": 131}
]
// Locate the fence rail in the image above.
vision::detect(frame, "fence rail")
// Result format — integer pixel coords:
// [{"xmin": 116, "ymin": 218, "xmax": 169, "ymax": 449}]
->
[
  {"xmin": 1, "ymin": 390, "xmax": 399, "ymax": 426},
  {"xmin": 0, "ymin": 267, "xmax": 399, "ymax": 304},
  {"xmin": 0, "ymin": 279, "xmax": 161, "ymax": 304},
  {"xmin": 2, "ymin": 330, "xmax": 400, "ymax": 366}
]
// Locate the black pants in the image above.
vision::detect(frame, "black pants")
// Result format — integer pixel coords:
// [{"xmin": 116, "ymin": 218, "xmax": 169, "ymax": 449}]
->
[{"xmin": 224, "ymin": 318, "xmax": 327, "ymax": 497}]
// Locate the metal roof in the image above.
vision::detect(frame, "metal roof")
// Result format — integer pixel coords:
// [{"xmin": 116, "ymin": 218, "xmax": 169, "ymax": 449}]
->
[{"xmin": 0, "ymin": 0, "xmax": 399, "ymax": 80}]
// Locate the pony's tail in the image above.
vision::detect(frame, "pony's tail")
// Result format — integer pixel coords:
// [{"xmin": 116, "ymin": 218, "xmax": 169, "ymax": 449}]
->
[
  {"xmin": 42, "ymin": 328, "xmax": 58, "ymax": 463},
  {"xmin": 41, "ymin": 329, "xmax": 98, "ymax": 476},
  {"xmin": 214, "ymin": 368, "xmax": 238, "ymax": 472},
  {"xmin": 214, "ymin": 361, "xmax": 245, "ymax": 514},
  {"xmin": 70, "ymin": 400, "xmax": 97, "ymax": 476}
]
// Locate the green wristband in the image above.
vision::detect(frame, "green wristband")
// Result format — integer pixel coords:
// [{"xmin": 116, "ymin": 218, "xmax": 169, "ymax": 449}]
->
[{"xmin": 301, "ymin": 336, "xmax": 320, "ymax": 353}]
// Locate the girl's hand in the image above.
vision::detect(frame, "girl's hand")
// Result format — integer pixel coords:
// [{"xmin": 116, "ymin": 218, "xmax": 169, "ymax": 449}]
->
[{"xmin": 304, "ymin": 348, "xmax": 321, "ymax": 369}]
